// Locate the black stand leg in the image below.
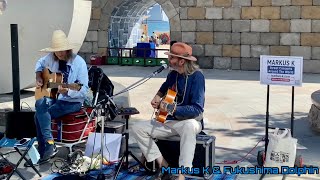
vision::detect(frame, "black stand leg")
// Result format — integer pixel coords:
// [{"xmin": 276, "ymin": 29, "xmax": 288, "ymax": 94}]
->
[
  {"xmin": 113, "ymin": 115, "xmax": 151, "ymax": 180},
  {"xmin": 259, "ymin": 173, "xmax": 266, "ymax": 180}
]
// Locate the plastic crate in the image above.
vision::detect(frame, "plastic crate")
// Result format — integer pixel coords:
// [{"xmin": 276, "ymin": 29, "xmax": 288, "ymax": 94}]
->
[
  {"xmin": 157, "ymin": 58, "xmax": 168, "ymax": 66},
  {"xmin": 90, "ymin": 55, "xmax": 103, "ymax": 65},
  {"xmin": 145, "ymin": 59, "xmax": 157, "ymax": 66},
  {"xmin": 107, "ymin": 57, "xmax": 119, "ymax": 65},
  {"xmin": 121, "ymin": 57, "xmax": 133, "ymax": 65},
  {"xmin": 133, "ymin": 58, "xmax": 145, "ymax": 66}
]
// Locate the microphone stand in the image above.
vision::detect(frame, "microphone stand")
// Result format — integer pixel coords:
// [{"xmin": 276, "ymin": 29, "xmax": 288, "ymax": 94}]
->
[
  {"xmin": 90, "ymin": 71, "xmax": 110, "ymax": 180},
  {"xmin": 112, "ymin": 65, "xmax": 168, "ymax": 180}
]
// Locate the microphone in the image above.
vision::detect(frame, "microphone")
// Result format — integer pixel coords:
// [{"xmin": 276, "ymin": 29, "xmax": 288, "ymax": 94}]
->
[{"xmin": 153, "ymin": 64, "xmax": 168, "ymax": 75}]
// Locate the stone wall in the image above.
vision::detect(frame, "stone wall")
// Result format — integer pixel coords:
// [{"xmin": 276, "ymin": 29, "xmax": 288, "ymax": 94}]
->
[{"xmin": 79, "ymin": 0, "xmax": 320, "ymax": 73}]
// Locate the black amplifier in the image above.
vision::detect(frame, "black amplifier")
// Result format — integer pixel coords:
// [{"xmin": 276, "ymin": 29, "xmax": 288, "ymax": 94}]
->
[{"xmin": 155, "ymin": 133, "xmax": 215, "ymax": 179}]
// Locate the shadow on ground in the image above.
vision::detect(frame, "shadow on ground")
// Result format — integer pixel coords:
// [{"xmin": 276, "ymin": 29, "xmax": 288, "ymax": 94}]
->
[{"xmin": 202, "ymin": 112, "xmax": 320, "ymax": 167}]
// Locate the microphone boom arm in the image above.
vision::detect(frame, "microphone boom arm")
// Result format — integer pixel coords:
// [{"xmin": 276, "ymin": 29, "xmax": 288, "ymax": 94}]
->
[{"xmin": 111, "ymin": 64, "xmax": 167, "ymax": 98}]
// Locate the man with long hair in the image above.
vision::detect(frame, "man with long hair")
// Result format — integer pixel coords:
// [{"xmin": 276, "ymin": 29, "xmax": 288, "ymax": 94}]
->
[
  {"xmin": 132, "ymin": 42, "xmax": 205, "ymax": 180},
  {"xmin": 25, "ymin": 30, "xmax": 89, "ymax": 166}
]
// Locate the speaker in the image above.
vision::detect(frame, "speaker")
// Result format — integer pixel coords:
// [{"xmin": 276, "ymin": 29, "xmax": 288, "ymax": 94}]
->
[{"xmin": 5, "ymin": 111, "xmax": 37, "ymax": 139}]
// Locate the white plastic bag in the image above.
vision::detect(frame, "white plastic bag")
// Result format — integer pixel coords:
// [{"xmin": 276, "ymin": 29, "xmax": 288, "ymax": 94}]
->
[
  {"xmin": 84, "ymin": 133, "xmax": 122, "ymax": 162},
  {"xmin": 264, "ymin": 128, "xmax": 298, "ymax": 168}
]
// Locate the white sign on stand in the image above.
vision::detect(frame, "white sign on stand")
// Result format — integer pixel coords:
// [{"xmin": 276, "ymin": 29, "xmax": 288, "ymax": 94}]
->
[{"xmin": 260, "ymin": 55, "xmax": 303, "ymax": 86}]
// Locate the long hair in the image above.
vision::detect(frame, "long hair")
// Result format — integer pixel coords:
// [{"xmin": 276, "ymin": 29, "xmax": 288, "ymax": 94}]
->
[
  {"xmin": 52, "ymin": 50, "xmax": 73, "ymax": 61},
  {"xmin": 182, "ymin": 59, "xmax": 201, "ymax": 75}
]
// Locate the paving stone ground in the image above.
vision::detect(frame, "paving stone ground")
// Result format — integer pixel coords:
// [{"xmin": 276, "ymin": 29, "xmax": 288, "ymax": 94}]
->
[{"xmin": 0, "ymin": 66, "xmax": 319, "ymax": 179}]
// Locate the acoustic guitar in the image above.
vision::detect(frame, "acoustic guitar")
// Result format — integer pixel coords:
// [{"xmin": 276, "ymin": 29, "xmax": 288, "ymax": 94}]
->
[
  {"xmin": 155, "ymin": 89, "xmax": 177, "ymax": 123},
  {"xmin": 34, "ymin": 68, "xmax": 82, "ymax": 100}
]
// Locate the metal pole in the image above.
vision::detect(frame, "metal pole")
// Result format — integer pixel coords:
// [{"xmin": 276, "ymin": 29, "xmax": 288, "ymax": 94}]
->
[
  {"xmin": 100, "ymin": 106, "xmax": 105, "ymax": 174},
  {"xmin": 10, "ymin": 24, "xmax": 20, "ymax": 112},
  {"xmin": 291, "ymin": 86, "xmax": 295, "ymax": 136},
  {"xmin": 265, "ymin": 85, "xmax": 270, "ymax": 152}
]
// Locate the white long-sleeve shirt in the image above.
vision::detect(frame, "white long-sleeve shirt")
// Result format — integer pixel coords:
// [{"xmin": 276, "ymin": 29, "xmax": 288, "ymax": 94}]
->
[{"xmin": 35, "ymin": 53, "xmax": 89, "ymax": 103}]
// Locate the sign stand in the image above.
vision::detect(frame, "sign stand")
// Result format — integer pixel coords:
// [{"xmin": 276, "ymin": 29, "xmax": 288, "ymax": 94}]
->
[
  {"xmin": 258, "ymin": 56, "xmax": 303, "ymax": 180},
  {"xmin": 264, "ymin": 86, "xmax": 295, "ymax": 152}
]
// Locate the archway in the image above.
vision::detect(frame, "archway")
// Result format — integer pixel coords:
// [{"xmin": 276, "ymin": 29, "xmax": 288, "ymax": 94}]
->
[{"xmin": 97, "ymin": 0, "xmax": 181, "ymax": 49}]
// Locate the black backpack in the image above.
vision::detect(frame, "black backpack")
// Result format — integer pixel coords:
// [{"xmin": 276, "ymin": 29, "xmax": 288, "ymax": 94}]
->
[
  {"xmin": 88, "ymin": 66, "xmax": 114, "ymax": 99},
  {"xmin": 88, "ymin": 66, "xmax": 117, "ymax": 120}
]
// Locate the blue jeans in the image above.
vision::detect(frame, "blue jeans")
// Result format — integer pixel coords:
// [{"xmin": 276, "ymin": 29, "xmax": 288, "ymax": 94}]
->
[{"xmin": 34, "ymin": 97, "xmax": 82, "ymax": 156}]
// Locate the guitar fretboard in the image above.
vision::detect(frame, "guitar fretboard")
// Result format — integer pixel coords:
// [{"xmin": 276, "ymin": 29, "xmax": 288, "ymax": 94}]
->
[{"xmin": 47, "ymin": 82, "xmax": 82, "ymax": 90}]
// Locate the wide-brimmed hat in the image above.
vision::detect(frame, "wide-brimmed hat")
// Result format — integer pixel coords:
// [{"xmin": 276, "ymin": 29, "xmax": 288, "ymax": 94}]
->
[
  {"xmin": 164, "ymin": 42, "xmax": 197, "ymax": 61},
  {"xmin": 40, "ymin": 30, "xmax": 76, "ymax": 52}
]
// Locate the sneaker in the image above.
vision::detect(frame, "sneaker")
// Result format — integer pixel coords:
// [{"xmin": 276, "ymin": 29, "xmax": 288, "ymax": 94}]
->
[
  {"xmin": 42, "ymin": 143, "xmax": 58, "ymax": 160},
  {"xmin": 24, "ymin": 144, "xmax": 58, "ymax": 167}
]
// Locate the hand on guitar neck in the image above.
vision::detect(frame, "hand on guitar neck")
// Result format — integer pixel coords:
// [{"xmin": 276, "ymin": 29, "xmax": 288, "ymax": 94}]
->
[{"xmin": 34, "ymin": 68, "xmax": 82, "ymax": 100}]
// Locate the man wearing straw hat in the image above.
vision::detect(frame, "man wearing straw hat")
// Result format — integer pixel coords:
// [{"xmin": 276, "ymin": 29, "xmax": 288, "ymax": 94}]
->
[
  {"xmin": 132, "ymin": 42, "xmax": 205, "ymax": 180},
  {"xmin": 25, "ymin": 30, "xmax": 89, "ymax": 166}
]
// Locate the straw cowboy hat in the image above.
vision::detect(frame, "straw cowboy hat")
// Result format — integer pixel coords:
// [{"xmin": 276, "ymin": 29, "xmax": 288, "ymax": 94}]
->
[
  {"xmin": 164, "ymin": 42, "xmax": 197, "ymax": 61},
  {"xmin": 40, "ymin": 30, "xmax": 77, "ymax": 52}
]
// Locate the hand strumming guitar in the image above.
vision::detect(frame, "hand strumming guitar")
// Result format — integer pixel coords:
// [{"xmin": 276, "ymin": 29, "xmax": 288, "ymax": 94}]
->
[
  {"xmin": 151, "ymin": 94, "xmax": 161, "ymax": 109},
  {"xmin": 36, "ymin": 72, "xmax": 43, "ymax": 88}
]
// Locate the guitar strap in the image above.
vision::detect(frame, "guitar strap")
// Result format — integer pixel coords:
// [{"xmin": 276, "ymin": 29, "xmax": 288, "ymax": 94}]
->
[
  {"xmin": 62, "ymin": 66, "xmax": 70, "ymax": 83},
  {"xmin": 59, "ymin": 60, "xmax": 70, "ymax": 83},
  {"xmin": 175, "ymin": 74, "xmax": 188, "ymax": 105}
]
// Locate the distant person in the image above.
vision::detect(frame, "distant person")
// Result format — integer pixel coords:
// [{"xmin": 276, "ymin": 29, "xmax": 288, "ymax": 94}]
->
[
  {"xmin": 140, "ymin": 35, "xmax": 145, "ymax": 42},
  {"xmin": 153, "ymin": 32, "xmax": 157, "ymax": 39},
  {"xmin": 158, "ymin": 37, "xmax": 162, "ymax": 45},
  {"xmin": 162, "ymin": 35, "xmax": 168, "ymax": 44},
  {"xmin": 141, "ymin": 32, "xmax": 147, "ymax": 42},
  {"xmin": 155, "ymin": 37, "xmax": 159, "ymax": 47}
]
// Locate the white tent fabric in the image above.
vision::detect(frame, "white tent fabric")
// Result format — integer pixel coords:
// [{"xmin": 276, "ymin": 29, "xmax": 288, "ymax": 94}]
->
[{"xmin": 0, "ymin": 0, "xmax": 91, "ymax": 94}]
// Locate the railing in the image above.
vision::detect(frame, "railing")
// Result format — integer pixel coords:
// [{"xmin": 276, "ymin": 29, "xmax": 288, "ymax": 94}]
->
[{"xmin": 106, "ymin": 47, "xmax": 169, "ymax": 66}]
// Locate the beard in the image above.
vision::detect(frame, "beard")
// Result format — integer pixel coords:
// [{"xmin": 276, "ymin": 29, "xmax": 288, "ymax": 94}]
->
[{"xmin": 169, "ymin": 61, "xmax": 181, "ymax": 71}]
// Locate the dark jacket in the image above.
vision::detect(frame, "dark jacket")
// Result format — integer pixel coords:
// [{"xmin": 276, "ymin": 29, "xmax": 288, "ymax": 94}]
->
[{"xmin": 158, "ymin": 70, "xmax": 205, "ymax": 120}]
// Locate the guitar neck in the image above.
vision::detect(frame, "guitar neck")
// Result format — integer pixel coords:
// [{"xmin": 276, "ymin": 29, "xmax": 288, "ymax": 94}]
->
[{"xmin": 47, "ymin": 82, "xmax": 72, "ymax": 89}]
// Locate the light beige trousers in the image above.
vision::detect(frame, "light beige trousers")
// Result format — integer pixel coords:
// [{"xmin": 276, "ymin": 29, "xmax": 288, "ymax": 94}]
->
[{"xmin": 131, "ymin": 119, "xmax": 202, "ymax": 168}]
